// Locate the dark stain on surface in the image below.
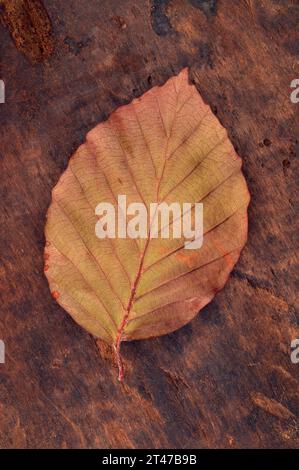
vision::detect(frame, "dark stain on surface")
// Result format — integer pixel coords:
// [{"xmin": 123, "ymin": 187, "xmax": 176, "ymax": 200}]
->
[
  {"xmin": 188, "ymin": 0, "xmax": 217, "ymax": 18},
  {"xmin": 257, "ymin": 3, "xmax": 299, "ymax": 34},
  {"xmin": 263, "ymin": 138, "xmax": 271, "ymax": 147},
  {"xmin": 0, "ymin": 0, "xmax": 54, "ymax": 63},
  {"xmin": 198, "ymin": 303, "xmax": 224, "ymax": 326},
  {"xmin": 115, "ymin": 46, "xmax": 144, "ymax": 74},
  {"xmin": 64, "ymin": 36, "xmax": 91, "ymax": 56},
  {"xmin": 151, "ymin": 0, "xmax": 172, "ymax": 37},
  {"xmin": 282, "ymin": 158, "xmax": 291, "ymax": 176},
  {"xmin": 9, "ymin": 299, "xmax": 32, "ymax": 319},
  {"xmin": 232, "ymin": 270, "xmax": 275, "ymax": 291},
  {"xmin": 283, "ymin": 38, "xmax": 299, "ymax": 57},
  {"xmin": 195, "ymin": 41, "xmax": 213, "ymax": 68}
]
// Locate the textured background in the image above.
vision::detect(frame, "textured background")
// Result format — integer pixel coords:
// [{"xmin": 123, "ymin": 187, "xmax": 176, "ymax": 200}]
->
[{"xmin": 0, "ymin": 0, "xmax": 298, "ymax": 448}]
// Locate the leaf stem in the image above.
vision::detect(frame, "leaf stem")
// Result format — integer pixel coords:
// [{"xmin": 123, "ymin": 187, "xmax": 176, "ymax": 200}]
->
[
  {"xmin": 114, "ymin": 235, "xmax": 152, "ymax": 381},
  {"xmin": 113, "ymin": 342, "xmax": 124, "ymax": 382}
]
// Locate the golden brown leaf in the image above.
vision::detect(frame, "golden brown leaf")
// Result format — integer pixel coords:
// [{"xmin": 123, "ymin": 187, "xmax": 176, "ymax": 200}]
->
[{"xmin": 45, "ymin": 69, "xmax": 250, "ymax": 380}]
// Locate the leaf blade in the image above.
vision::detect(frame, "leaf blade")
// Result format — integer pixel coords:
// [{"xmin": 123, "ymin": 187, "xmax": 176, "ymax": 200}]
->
[{"xmin": 45, "ymin": 68, "xmax": 250, "ymax": 377}]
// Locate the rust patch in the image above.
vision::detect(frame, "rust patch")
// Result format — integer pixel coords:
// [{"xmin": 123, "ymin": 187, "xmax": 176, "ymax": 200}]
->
[
  {"xmin": 0, "ymin": 0, "xmax": 53, "ymax": 63},
  {"xmin": 251, "ymin": 392, "xmax": 295, "ymax": 421}
]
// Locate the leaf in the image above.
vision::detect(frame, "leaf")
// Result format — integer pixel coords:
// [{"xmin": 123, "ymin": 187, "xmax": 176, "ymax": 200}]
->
[{"xmin": 44, "ymin": 68, "xmax": 250, "ymax": 380}]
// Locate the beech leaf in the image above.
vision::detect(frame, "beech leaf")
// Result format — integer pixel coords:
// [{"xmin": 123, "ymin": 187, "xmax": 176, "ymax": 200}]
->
[{"xmin": 45, "ymin": 69, "xmax": 250, "ymax": 380}]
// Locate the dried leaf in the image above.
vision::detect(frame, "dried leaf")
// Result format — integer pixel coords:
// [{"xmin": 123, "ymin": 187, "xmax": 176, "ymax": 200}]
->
[{"xmin": 45, "ymin": 69, "xmax": 250, "ymax": 380}]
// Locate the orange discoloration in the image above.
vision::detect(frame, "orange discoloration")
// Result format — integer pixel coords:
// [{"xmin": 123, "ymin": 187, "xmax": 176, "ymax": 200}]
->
[
  {"xmin": 211, "ymin": 238, "xmax": 235, "ymax": 268},
  {"xmin": 0, "ymin": 0, "xmax": 54, "ymax": 63},
  {"xmin": 175, "ymin": 251, "xmax": 194, "ymax": 268}
]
